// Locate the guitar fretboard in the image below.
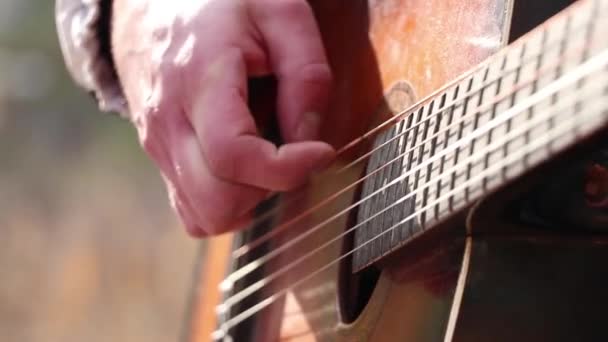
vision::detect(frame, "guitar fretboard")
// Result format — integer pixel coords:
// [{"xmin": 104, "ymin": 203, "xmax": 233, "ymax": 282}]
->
[{"xmin": 353, "ymin": 0, "xmax": 608, "ymax": 272}]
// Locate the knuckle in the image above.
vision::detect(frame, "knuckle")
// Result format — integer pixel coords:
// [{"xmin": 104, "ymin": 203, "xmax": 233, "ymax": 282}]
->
[
  {"xmin": 206, "ymin": 146, "xmax": 238, "ymax": 182},
  {"xmin": 279, "ymin": 61, "xmax": 333, "ymax": 87},
  {"xmin": 297, "ymin": 62, "xmax": 333, "ymax": 85}
]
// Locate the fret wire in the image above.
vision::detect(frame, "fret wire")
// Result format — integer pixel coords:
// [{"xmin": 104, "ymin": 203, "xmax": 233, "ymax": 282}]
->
[
  {"xmin": 219, "ymin": 11, "xmax": 607, "ymax": 322},
  {"xmin": 419, "ymin": 100, "xmax": 436, "ymax": 227},
  {"xmin": 228, "ymin": 32, "xmax": 608, "ymax": 296},
  {"xmin": 371, "ymin": 127, "xmax": 392, "ymax": 261},
  {"xmin": 431, "ymin": 96, "xmax": 446, "ymax": 217},
  {"xmin": 344, "ymin": 16, "xmax": 599, "ymax": 180},
  {"xmin": 441, "ymin": 85, "xmax": 461, "ymax": 213},
  {"xmin": 383, "ymin": 120, "xmax": 402, "ymax": 256},
  {"xmin": 337, "ymin": 18, "xmax": 598, "ymax": 181},
  {"xmin": 398, "ymin": 120, "xmax": 412, "ymax": 244},
  {"xmin": 406, "ymin": 107, "xmax": 423, "ymax": 230},
  {"xmin": 548, "ymin": 13, "xmax": 574, "ymax": 154},
  {"xmin": 364, "ymin": 129, "xmax": 380, "ymax": 264},
  {"xmin": 508, "ymin": 38, "xmax": 528, "ymax": 179},
  {"xmin": 572, "ymin": 0, "xmax": 599, "ymax": 136},
  {"xmin": 554, "ymin": 13, "xmax": 573, "ymax": 99},
  {"xmin": 380, "ymin": 121, "xmax": 398, "ymax": 258},
  {"xmin": 372, "ymin": 127, "xmax": 390, "ymax": 258},
  {"xmin": 522, "ymin": 30, "xmax": 541, "ymax": 169},
  {"xmin": 483, "ymin": 54, "xmax": 509, "ymax": 191},
  {"xmin": 428, "ymin": 96, "xmax": 444, "ymax": 221},
  {"xmin": 392, "ymin": 120, "xmax": 409, "ymax": 252},
  {"xmin": 398, "ymin": 114, "xmax": 414, "ymax": 243},
  {"xmin": 350, "ymin": 49, "xmax": 608, "ymax": 274},
  {"xmin": 219, "ymin": 50, "xmax": 608, "ymax": 337},
  {"xmin": 231, "ymin": 18, "xmax": 603, "ymax": 260},
  {"xmin": 466, "ymin": 68, "xmax": 491, "ymax": 202},
  {"xmin": 434, "ymin": 93, "xmax": 450, "ymax": 219},
  {"xmin": 356, "ymin": 134, "xmax": 375, "ymax": 266},
  {"xmin": 488, "ymin": 55, "xmax": 509, "ymax": 145},
  {"xmin": 499, "ymin": 54, "xmax": 515, "ymax": 180},
  {"xmin": 451, "ymin": 77, "xmax": 474, "ymax": 210},
  {"xmin": 580, "ymin": 0, "xmax": 598, "ymax": 63},
  {"xmin": 219, "ymin": 68, "xmax": 608, "ymax": 317},
  {"xmin": 364, "ymin": 75, "xmax": 604, "ymax": 276},
  {"xmin": 224, "ymin": 42, "xmax": 606, "ymax": 290},
  {"xmin": 217, "ymin": 84, "xmax": 608, "ymax": 335}
]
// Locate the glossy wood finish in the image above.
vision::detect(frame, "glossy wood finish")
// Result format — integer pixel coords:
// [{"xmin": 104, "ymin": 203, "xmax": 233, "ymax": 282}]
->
[
  {"xmin": 190, "ymin": 235, "xmax": 233, "ymax": 342},
  {"xmin": 187, "ymin": 1, "xmax": 512, "ymax": 341},
  {"xmin": 454, "ymin": 236, "xmax": 608, "ymax": 342}
]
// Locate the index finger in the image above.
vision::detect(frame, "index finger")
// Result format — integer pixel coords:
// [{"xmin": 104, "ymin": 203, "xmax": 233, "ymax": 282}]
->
[
  {"xmin": 187, "ymin": 48, "xmax": 335, "ymax": 191},
  {"xmin": 252, "ymin": 0, "xmax": 333, "ymax": 143}
]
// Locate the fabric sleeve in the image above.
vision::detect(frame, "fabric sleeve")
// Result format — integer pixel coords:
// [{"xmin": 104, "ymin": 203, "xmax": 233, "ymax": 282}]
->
[{"xmin": 55, "ymin": 0, "xmax": 128, "ymax": 117}]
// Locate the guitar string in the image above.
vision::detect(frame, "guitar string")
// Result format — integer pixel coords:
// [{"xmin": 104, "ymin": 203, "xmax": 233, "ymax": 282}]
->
[
  {"xmin": 214, "ymin": 79, "xmax": 608, "ymax": 337},
  {"xmin": 213, "ymin": 116, "xmax": 593, "ymax": 338},
  {"xmin": 221, "ymin": 47, "xmax": 603, "ymax": 298},
  {"xmin": 230, "ymin": 17, "xmax": 598, "ymax": 260},
  {"xmin": 223, "ymin": 12, "xmax": 602, "ymax": 292},
  {"xmin": 216, "ymin": 82, "xmax": 608, "ymax": 337},
  {"xmin": 217, "ymin": 79, "xmax": 605, "ymax": 310},
  {"xmin": 219, "ymin": 39, "xmax": 600, "ymax": 289},
  {"xmin": 214, "ymin": 4, "xmax": 604, "ymax": 338},
  {"xmin": 227, "ymin": 15, "xmax": 584, "ymax": 257},
  {"xmin": 214, "ymin": 52, "xmax": 608, "ymax": 316},
  {"xmin": 215, "ymin": 57, "xmax": 608, "ymax": 311}
]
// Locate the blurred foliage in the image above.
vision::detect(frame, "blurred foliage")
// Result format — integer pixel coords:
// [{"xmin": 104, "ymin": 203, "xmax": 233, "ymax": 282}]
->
[{"xmin": 0, "ymin": 1, "xmax": 200, "ymax": 341}]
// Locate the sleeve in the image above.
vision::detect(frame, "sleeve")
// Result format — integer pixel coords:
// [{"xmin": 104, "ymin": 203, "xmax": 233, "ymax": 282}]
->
[{"xmin": 55, "ymin": 0, "xmax": 129, "ymax": 117}]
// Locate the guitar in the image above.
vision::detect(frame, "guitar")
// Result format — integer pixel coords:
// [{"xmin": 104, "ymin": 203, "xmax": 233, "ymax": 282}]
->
[{"xmin": 185, "ymin": 0, "xmax": 608, "ymax": 341}]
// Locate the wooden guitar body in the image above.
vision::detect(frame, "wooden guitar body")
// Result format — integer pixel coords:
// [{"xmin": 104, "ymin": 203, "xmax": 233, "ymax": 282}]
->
[{"xmin": 187, "ymin": 1, "xmax": 608, "ymax": 341}]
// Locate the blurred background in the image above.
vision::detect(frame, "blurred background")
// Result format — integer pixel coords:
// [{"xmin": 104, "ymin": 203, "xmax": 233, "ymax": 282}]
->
[{"xmin": 0, "ymin": 1, "xmax": 201, "ymax": 341}]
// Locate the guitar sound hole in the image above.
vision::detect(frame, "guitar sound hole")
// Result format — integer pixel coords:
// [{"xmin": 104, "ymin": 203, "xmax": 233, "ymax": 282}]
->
[
  {"xmin": 337, "ymin": 85, "xmax": 416, "ymax": 323},
  {"xmin": 337, "ymin": 227, "xmax": 381, "ymax": 324}
]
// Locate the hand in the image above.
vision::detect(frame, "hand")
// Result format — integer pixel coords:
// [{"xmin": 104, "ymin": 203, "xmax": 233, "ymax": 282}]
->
[{"xmin": 111, "ymin": 0, "xmax": 335, "ymax": 237}]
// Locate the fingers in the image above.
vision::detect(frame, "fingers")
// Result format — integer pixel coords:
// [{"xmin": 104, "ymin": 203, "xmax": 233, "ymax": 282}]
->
[
  {"xmin": 163, "ymin": 175, "xmax": 206, "ymax": 237},
  {"xmin": 168, "ymin": 112, "xmax": 268, "ymax": 235},
  {"xmin": 136, "ymin": 112, "xmax": 210, "ymax": 236},
  {"xmin": 187, "ymin": 48, "xmax": 335, "ymax": 191},
  {"xmin": 251, "ymin": 0, "xmax": 333, "ymax": 142},
  {"xmin": 124, "ymin": 0, "xmax": 336, "ymax": 237}
]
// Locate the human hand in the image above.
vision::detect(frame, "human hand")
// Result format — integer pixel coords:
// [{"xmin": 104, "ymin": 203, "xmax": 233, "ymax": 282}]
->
[{"xmin": 111, "ymin": 0, "xmax": 335, "ymax": 236}]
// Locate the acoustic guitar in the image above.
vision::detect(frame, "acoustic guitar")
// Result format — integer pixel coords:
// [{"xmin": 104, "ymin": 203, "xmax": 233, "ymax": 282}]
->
[{"xmin": 184, "ymin": 0, "xmax": 608, "ymax": 340}]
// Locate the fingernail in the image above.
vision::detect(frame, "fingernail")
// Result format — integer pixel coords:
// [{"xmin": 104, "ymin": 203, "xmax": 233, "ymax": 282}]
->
[{"xmin": 296, "ymin": 112, "xmax": 321, "ymax": 141}]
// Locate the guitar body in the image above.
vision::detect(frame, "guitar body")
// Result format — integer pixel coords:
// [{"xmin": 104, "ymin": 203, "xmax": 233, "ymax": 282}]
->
[{"xmin": 187, "ymin": 1, "xmax": 608, "ymax": 341}]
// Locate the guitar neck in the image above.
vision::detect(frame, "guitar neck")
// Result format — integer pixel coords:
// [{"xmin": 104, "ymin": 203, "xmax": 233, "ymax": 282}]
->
[{"xmin": 353, "ymin": 0, "xmax": 608, "ymax": 271}]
